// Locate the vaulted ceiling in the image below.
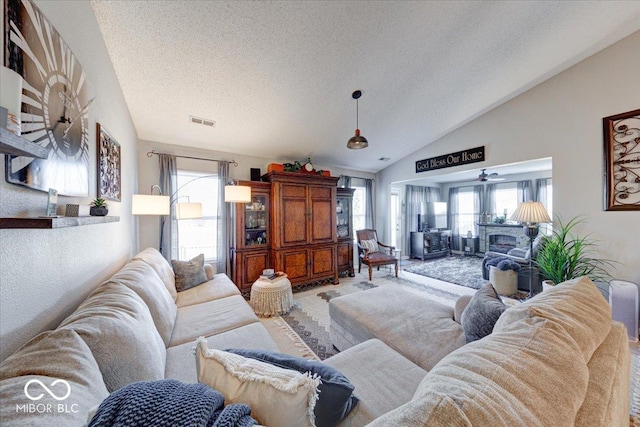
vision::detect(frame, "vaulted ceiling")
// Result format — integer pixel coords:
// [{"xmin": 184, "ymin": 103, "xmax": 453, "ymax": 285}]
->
[{"xmin": 91, "ymin": 1, "xmax": 640, "ymax": 173}]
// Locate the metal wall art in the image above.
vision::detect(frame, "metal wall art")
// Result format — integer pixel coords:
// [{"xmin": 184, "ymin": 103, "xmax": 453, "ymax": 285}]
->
[
  {"xmin": 603, "ymin": 109, "xmax": 640, "ymax": 211},
  {"xmin": 97, "ymin": 123, "xmax": 121, "ymax": 201}
]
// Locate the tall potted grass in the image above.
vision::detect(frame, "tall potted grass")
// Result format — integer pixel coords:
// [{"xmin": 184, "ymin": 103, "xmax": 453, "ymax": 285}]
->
[{"xmin": 535, "ymin": 216, "xmax": 614, "ymax": 285}]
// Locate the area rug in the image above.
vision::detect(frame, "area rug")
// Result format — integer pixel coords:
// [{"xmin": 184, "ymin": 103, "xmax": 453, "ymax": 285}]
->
[
  {"xmin": 280, "ymin": 275, "xmax": 461, "ymax": 360},
  {"xmin": 404, "ymin": 255, "xmax": 487, "ymax": 289}
]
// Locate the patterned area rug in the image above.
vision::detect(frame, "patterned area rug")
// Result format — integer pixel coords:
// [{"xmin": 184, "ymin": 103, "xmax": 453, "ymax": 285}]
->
[
  {"xmin": 280, "ymin": 275, "xmax": 461, "ymax": 360},
  {"xmin": 404, "ymin": 255, "xmax": 488, "ymax": 289}
]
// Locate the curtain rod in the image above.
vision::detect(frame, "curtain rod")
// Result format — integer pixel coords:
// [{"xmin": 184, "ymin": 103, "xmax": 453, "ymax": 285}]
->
[
  {"xmin": 341, "ymin": 174, "xmax": 374, "ymax": 181},
  {"xmin": 146, "ymin": 150, "xmax": 238, "ymax": 167}
]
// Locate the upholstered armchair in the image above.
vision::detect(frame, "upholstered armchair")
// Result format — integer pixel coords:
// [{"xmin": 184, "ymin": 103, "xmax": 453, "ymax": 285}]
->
[
  {"xmin": 482, "ymin": 234, "xmax": 547, "ymax": 280},
  {"xmin": 356, "ymin": 229, "xmax": 398, "ymax": 281}
]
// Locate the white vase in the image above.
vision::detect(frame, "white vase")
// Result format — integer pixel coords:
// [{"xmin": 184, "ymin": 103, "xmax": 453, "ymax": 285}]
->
[
  {"xmin": 489, "ymin": 266, "xmax": 518, "ymax": 296},
  {"xmin": 542, "ymin": 280, "xmax": 555, "ymax": 292}
]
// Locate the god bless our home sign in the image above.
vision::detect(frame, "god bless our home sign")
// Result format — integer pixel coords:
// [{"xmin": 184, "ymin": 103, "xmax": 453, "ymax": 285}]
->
[{"xmin": 415, "ymin": 146, "xmax": 485, "ymax": 173}]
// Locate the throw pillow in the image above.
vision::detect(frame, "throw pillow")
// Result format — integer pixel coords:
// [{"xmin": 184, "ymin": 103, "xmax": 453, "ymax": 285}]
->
[
  {"xmin": 360, "ymin": 239, "xmax": 379, "ymax": 253},
  {"xmin": 460, "ymin": 284, "xmax": 506, "ymax": 342},
  {"xmin": 226, "ymin": 348, "xmax": 359, "ymax": 427},
  {"xmin": 172, "ymin": 254, "xmax": 207, "ymax": 292},
  {"xmin": 195, "ymin": 338, "xmax": 320, "ymax": 427}
]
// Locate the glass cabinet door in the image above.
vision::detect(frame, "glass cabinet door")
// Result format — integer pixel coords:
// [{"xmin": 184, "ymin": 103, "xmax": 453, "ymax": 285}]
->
[
  {"xmin": 244, "ymin": 195, "xmax": 268, "ymax": 246},
  {"xmin": 336, "ymin": 195, "xmax": 351, "ymax": 239}
]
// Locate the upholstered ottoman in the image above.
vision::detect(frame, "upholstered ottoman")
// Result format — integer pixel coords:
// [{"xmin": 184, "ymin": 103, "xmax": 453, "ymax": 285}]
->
[
  {"xmin": 250, "ymin": 274, "xmax": 294, "ymax": 317},
  {"xmin": 329, "ymin": 284, "xmax": 467, "ymax": 371}
]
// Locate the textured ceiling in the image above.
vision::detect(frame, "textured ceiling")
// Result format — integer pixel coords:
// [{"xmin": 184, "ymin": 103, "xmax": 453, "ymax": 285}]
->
[{"xmin": 91, "ymin": 1, "xmax": 640, "ymax": 173}]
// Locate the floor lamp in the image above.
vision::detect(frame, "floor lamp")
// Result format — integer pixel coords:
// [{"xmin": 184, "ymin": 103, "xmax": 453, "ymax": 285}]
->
[{"xmin": 509, "ymin": 201, "xmax": 551, "ymax": 296}]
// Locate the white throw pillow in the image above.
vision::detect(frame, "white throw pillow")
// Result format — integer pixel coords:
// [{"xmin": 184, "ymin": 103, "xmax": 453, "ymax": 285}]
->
[
  {"xmin": 360, "ymin": 239, "xmax": 379, "ymax": 253},
  {"xmin": 195, "ymin": 337, "xmax": 320, "ymax": 427}
]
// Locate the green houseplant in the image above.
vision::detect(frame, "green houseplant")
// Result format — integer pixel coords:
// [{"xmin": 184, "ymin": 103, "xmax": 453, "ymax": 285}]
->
[
  {"xmin": 535, "ymin": 216, "xmax": 614, "ymax": 285},
  {"xmin": 90, "ymin": 198, "xmax": 109, "ymax": 216}
]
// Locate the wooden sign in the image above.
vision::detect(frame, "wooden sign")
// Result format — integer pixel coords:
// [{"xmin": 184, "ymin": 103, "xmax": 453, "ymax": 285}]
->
[{"xmin": 416, "ymin": 146, "xmax": 485, "ymax": 173}]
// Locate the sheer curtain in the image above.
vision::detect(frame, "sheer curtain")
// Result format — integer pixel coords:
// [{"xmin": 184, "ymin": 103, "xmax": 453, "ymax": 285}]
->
[
  {"xmin": 517, "ymin": 180, "xmax": 533, "ymax": 202},
  {"xmin": 447, "ymin": 188, "xmax": 459, "ymax": 251},
  {"xmin": 364, "ymin": 178, "xmax": 374, "ymax": 229},
  {"xmin": 158, "ymin": 154, "xmax": 177, "ymax": 260},
  {"xmin": 473, "ymin": 185, "xmax": 484, "ymax": 236},
  {"xmin": 217, "ymin": 161, "xmax": 231, "ymax": 275},
  {"xmin": 484, "ymin": 183, "xmax": 496, "ymax": 221}
]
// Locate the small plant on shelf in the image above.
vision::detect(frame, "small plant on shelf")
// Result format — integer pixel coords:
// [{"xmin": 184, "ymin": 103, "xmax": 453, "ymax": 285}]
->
[{"xmin": 90, "ymin": 198, "xmax": 109, "ymax": 216}]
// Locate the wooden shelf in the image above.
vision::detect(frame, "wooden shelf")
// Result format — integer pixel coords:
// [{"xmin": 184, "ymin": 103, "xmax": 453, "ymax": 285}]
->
[
  {"xmin": 0, "ymin": 216, "xmax": 120, "ymax": 229},
  {"xmin": 0, "ymin": 128, "xmax": 48, "ymax": 158}
]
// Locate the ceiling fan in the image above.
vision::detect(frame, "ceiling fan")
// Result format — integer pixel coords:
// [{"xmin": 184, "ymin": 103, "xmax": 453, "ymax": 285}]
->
[{"xmin": 476, "ymin": 169, "xmax": 505, "ymax": 182}]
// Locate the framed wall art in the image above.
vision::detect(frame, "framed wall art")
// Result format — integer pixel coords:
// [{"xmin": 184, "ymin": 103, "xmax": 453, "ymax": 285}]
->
[
  {"xmin": 97, "ymin": 123, "xmax": 121, "ymax": 201},
  {"xmin": 603, "ymin": 108, "xmax": 640, "ymax": 211},
  {"xmin": 4, "ymin": 0, "xmax": 92, "ymax": 196}
]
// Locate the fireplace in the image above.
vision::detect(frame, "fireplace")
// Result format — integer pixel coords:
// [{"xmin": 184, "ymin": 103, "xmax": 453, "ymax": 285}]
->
[
  {"xmin": 477, "ymin": 223, "xmax": 528, "ymax": 254},
  {"xmin": 488, "ymin": 235, "xmax": 517, "ymax": 253}
]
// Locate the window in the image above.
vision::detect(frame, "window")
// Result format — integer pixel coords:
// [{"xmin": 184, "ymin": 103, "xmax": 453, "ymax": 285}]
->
[
  {"xmin": 494, "ymin": 182, "xmax": 518, "ymax": 219},
  {"xmin": 352, "ymin": 186, "xmax": 366, "ymax": 236},
  {"xmin": 176, "ymin": 171, "xmax": 219, "ymax": 261},
  {"xmin": 456, "ymin": 187, "xmax": 476, "ymax": 236}
]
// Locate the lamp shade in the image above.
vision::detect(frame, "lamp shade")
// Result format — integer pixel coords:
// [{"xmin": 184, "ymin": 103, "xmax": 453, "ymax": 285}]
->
[
  {"xmin": 224, "ymin": 185, "xmax": 251, "ymax": 203},
  {"xmin": 132, "ymin": 194, "xmax": 170, "ymax": 215},
  {"xmin": 347, "ymin": 129, "xmax": 369, "ymax": 149},
  {"xmin": 176, "ymin": 202, "xmax": 203, "ymax": 219},
  {"xmin": 510, "ymin": 201, "xmax": 551, "ymax": 224}
]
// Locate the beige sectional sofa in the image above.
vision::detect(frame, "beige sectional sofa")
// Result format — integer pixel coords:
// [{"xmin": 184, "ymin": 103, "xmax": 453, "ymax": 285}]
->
[
  {"xmin": 326, "ymin": 276, "xmax": 631, "ymax": 426},
  {"xmin": 0, "ymin": 248, "xmax": 278, "ymax": 426}
]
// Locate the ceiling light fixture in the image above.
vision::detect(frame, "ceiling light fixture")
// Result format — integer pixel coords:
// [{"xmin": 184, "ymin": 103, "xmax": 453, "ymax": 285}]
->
[{"xmin": 347, "ymin": 90, "xmax": 368, "ymax": 150}]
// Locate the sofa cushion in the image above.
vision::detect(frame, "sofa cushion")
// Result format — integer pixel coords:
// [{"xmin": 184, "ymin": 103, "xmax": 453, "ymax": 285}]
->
[
  {"xmin": 131, "ymin": 247, "xmax": 177, "ymax": 300},
  {"xmin": 323, "ymin": 339, "xmax": 427, "ymax": 427},
  {"xmin": 460, "ymin": 284, "xmax": 506, "ymax": 342},
  {"xmin": 370, "ymin": 316, "xmax": 590, "ymax": 426},
  {"xmin": 226, "ymin": 348, "xmax": 359, "ymax": 427},
  {"xmin": 0, "ymin": 329, "xmax": 109, "ymax": 426},
  {"xmin": 329, "ymin": 285, "xmax": 465, "ymax": 371},
  {"xmin": 107, "ymin": 259, "xmax": 177, "ymax": 346},
  {"xmin": 172, "ymin": 254, "xmax": 208, "ymax": 292},
  {"xmin": 195, "ymin": 338, "xmax": 320, "ymax": 427},
  {"xmin": 169, "ymin": 295, "xmax": 258, "ymax": 347},
  {"xmin": 175, "ymin": 273, "xmax": 240, "ymax": 308},
  {"xmin": 494, "ymin": 276, "xmax": 611, "ymax": 363},
  {"xmin": 165, "ymin": 322, "xmax": 279, "ymax": 383},
  {"xmin": 59, "ymin": 282, "xmax": 166, "ymax": 392}
]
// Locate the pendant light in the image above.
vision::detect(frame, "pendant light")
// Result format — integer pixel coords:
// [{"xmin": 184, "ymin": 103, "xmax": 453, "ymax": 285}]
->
[{"xmin": 347, "ymin": 90, "xmax": 368, "ymax": 149}]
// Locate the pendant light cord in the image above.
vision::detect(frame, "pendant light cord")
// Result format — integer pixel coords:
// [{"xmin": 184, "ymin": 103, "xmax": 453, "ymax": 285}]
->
[{"xmin": 356, "ymin": 99, "xmax": 359, "ymax": 129}]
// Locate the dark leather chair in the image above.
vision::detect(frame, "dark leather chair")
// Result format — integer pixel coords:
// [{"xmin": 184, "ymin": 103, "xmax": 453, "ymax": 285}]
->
[{"xmin": 356, "ymin": 229, "xmax": 398, "ymax": 281}]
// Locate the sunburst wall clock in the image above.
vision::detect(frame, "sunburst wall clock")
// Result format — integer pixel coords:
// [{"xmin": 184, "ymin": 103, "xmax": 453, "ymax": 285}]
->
[
  {"xmin": 4, "ymin": 0, "xmax": 92, "ymax": 196},
  {"xmin": 603, "ymin": 108, "xmax": 640, "ymax": 211}
]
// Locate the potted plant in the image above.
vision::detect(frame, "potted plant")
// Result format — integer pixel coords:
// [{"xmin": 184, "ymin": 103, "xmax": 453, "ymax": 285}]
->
[
  {"xmin": 485, "ymin": 257, "xmax": 521, "ymax": 296},
  {"xmin": 535, "ymin": 216, "xmax": 614, "ymax": 286},
  {"xmin": 90, "ymin": 198, "xmax": 109, "ymax": 216}
]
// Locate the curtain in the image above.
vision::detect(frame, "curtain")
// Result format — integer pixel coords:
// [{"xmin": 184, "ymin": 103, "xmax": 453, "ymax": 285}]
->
[
  {"xmin": 158, "ymin": 154, "xmax": 177, "ymax": 260},
  {"xmin": 217, "ymin": 161, "xmax": 231, "ymax": 275},
  {"xmin": 484, "ymin": 183, "xmax": 496, "ymax": 221},
  {"xmin": 404, "ymin": 185, "xmax": 441, "ymax": 253},
  {"xmin": 535, "ymin": 178, "xmax": 549, "ymax": 207},
  {"xmin": 338, "ymin": 175, "xmax": 352, "ymax": 188},
  {"xmin": 447, "ymin": 188, "xmax": 460, "ymax": 251},
  {"xmin": 364, "ymin": 178, "xmax": 374, "ymax": 229},
  {"xmin": 473, "ymin": 185, "xmax": 484, "ymax": 236},
  {"xmin": 517, "ymin": 180, "xmax": 533, "ymax": 202}
]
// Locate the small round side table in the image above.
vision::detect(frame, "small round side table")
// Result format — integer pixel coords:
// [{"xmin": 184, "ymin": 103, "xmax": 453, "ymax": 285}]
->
[{"xmin": 250, "ymin": 273, "xmax": 294, "ymax": 317}]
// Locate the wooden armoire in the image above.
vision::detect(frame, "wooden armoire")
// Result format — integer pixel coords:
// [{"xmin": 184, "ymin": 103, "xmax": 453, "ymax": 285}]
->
[{"xmin": 263, "ymin": 171, "xmax": 339, "ymax": 287}]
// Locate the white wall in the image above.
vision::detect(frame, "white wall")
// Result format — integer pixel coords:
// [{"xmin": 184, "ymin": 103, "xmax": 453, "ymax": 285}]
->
[
  {"xmin": 377, "ymin": 30, "xmax": 640, "ymax": 283},
  {"xmin": 137, "ymin": 139, "xmax": 374, "ymax": 252},
  {"xmin": 0, "ymin": 1, "xmax": 138, "ymax": 361}
]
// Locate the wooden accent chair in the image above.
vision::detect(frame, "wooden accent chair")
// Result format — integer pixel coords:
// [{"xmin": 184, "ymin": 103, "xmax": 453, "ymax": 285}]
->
[{"xmin": 356, "ymin": 229, "xmax": 398, "ymax": 281}]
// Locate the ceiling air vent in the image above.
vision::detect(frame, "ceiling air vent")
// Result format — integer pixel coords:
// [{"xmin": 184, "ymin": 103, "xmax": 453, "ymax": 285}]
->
[
  {"xmin": 189, "ymin": 115, "xmax": 216, "ymax": 127},
  {"xmin": 378, "ymin": 157, "xmax": 391, "ymax": 162}
]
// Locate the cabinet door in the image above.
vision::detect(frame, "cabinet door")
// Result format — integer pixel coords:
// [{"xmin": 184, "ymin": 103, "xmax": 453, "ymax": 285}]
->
[
  {"xmin": 280, "ymin": 184, "xmax": 308, "ymax": 246},
  {"xmin": 277, "ymin": 248, "xmax": 309, "ymax": 283},
  {"xmin": 309, "ymin": 185, "xmax": 335, "ymax": 244},
  {"xmin": 337, "ymin": 241, "xmax": 354, "ymax": 276},
  {"xmin": 234, "ymin": 250, "xmax": 269, "ymax": 291},
  {"xmin": 310, "ymin": 245, "xmax": 335, "ymax": 277}
]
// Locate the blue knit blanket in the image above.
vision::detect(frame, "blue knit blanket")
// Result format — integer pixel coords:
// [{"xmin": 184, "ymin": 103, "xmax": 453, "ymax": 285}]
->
[{"xmin": 89, "ymin": 380, "xmax": 257, "ymax": 427}]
